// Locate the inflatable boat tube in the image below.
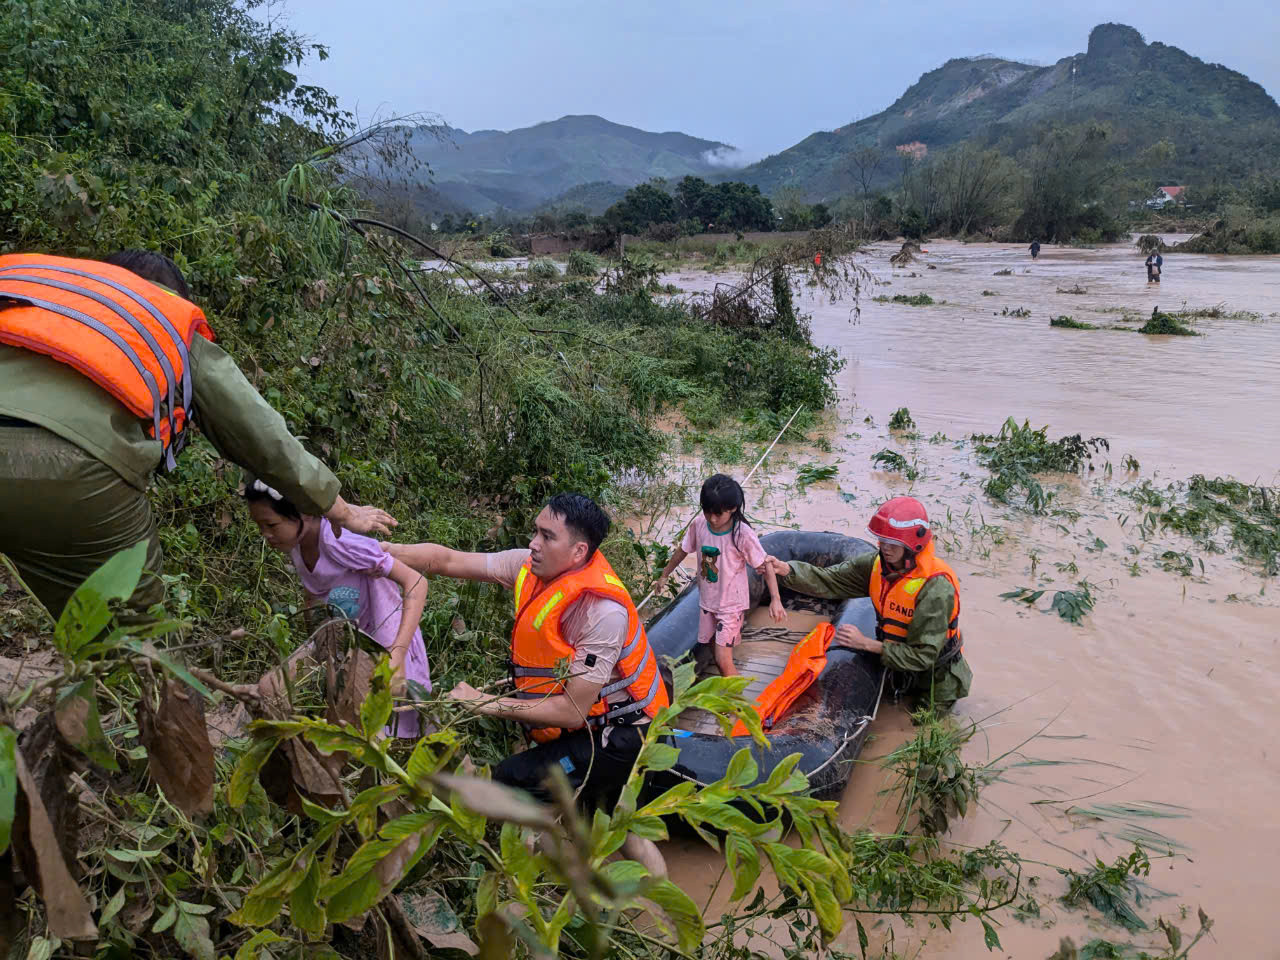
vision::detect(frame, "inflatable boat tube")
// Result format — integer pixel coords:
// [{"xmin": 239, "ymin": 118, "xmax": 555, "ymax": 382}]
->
[{"xmin": 645, "ymin": 530, "xmax": 883, "ymax": 800}]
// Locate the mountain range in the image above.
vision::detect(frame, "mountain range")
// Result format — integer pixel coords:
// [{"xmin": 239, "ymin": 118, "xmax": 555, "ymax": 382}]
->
[
  {"xmin": 407, "ymin": 23, "xmax": 1279, "ymax": 217},
  {"xmin": 402, "ymin": 114, "xmax": 730, "ymax": 214}
]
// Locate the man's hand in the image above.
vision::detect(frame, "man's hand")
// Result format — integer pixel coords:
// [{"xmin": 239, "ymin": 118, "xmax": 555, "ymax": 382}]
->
[
  {"xmin": 448, "ymin": 681, "xmax": 486, "ymax": 712},
  {"xmin": 834, "ymin": 624, "xmax": 882, "ymax": 654},
  {"xmin": 326, "ymin": 495, "xmax": 397, "ymax": 538},
  {"xmin": 756, "ymin": 555, "xmax": 791, "ymax": 579},
  {"xmin": 769, "ymin": 598, "xmax": 787, "ymax": 623}
]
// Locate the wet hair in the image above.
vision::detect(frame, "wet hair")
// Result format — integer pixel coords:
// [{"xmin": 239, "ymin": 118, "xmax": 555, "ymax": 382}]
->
[
  {"xmin": 103, "ymin": 250, "xmax": 191, "ymax": 300},
  {"xmin": 699, "ymin": 474, "xmax": 750, "ymax": 548},
  {"xmin": 242, "ymin": 477, "xmax": 303, "ymax": 523},
  {"xmin": 544, "ymin": 492, "xmax": 611, "ymax": 559}
]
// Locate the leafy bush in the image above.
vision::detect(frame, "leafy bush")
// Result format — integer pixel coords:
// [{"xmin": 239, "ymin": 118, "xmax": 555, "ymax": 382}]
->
[
  {"xmin": 972, "ymin": 418, "xmax": 1108, "ymax": 512},
  {"xmin": 888, "ymin": 407, "xmax": 916, "ymax": 430},
  {"xmin": 1139, "ymin": 311, "xmax": 1198, "ymax": 335},
  {"xmin": 565, "ymin": 249, "xmax": 602, "ymax": 277},
  {"xmin": 1050, "ymin": 315, "xmax": 1097, "ymax": 329},
  {"xmin": 526, "ymin": 257, "xmax": 559, "ymax": 280}
]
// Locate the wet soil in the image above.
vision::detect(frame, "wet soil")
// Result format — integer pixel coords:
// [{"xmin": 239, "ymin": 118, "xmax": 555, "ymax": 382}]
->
[{"xmin": 656, "ymin": 239, "xmax": 1280, "ymax": 958}]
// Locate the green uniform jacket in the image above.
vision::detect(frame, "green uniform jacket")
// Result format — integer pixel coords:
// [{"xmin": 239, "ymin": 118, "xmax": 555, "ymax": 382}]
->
[
  {"xmin": 782, "ymin": 552, "xmax": 972, "ymax": 709},
  {"xmin": 0, "ymin": 337, "xmax": 337, "ymax": 514}
]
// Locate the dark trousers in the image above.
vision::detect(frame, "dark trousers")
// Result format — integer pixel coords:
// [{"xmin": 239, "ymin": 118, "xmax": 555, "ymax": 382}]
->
[
  {"xmin": 0, "ymin": 424, "xmax": 163, "ymax": 619},
  {"xmin": 494, "ymin": 724, "xmax": 645, "ymax": 808}
]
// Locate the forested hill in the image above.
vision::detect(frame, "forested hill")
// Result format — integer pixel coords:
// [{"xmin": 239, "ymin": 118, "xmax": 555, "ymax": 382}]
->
[
  {"xmin": 405, "ymin": 114, "xmax": 730, "ymax": 214},
  {"xmin": 739, "ymin": 23, "xmax": 1280, "ymax": 197}
]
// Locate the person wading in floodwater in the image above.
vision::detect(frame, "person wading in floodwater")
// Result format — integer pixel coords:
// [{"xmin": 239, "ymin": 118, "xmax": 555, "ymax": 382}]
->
[
  {"xmin": 385, "ymin": 493, "xmax": 670, "ymax": 875},
  {"xmin": 1146, "ymin": 250, "xmax": 1164, "ymax": 283},
  {"xmin": 758, "ymin": 496, "xmax": 971, "ymax": 710},
  {"xmin": 1029, "ymin": 240, "xmax": 1041, "ymax": 260},
  {"xmin": 0, "ymin": 251, "xmax": 395, "ymax": 620}
]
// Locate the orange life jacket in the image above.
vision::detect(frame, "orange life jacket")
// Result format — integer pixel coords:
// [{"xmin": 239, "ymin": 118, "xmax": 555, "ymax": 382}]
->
[
  {"xmin": 869, "ymin": 542, "xmax": 962, "ymax": 661},
  {"xmin": 730, "ymin": 622, "xmax": 834, "ymax": 737},
  {"xmin": 0, "ymin": 253, "xmax": 215, "ymax": 471},
  {"xmin": 511, "ymin": 550, "xmax": 669, "ymax": 743}
]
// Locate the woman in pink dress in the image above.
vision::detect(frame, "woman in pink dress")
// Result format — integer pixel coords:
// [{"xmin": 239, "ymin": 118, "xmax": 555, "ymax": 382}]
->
[{"xmin": 244, "ymin": 478, "xmax": 430, "ymax": 737}]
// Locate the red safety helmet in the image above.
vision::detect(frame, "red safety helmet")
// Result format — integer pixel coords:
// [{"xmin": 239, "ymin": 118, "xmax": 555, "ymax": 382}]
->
[{"xmin": 867, "ymin": 496, "xmax": 932, "ymax": 552}]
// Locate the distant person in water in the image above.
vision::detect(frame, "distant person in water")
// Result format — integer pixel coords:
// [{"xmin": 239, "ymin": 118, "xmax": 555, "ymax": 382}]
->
[
  {"xmin": 1029, "ymin": 241, "xmax": 1041, "ymax": 259},
  {"xmin": 758, "ymin": 496, "xmax": 970, "ymax": 710},
  {"xmin": 653, "ymin": 474, "xmax": 785, "ymax": 678},
  {"xmin": 1145, "ymin": 251, "xmax": 1163, "ymax": 283}
]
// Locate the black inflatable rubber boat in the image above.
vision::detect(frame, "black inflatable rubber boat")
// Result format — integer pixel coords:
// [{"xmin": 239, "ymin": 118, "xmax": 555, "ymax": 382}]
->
[{"xmin": 645, "ymin": 530, "xmax": 884, "ymax": 800}]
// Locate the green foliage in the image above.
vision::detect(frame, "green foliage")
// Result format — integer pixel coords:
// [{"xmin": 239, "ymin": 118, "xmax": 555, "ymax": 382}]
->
[
  {"xmin": 874, "ymin": 293, "xmax": 935, "ymax": 306},
  {"xmin": 999, "ymin": 582, "xmax": 1094, "ymax": 623},
  {"xmin": 884, "ymin": 712, "xmax": 981, "ymax": 836},
  {"xmin": 525, "ymin": 257, "xmax": 558, "ymax": 281},
  {"xmin": 1059, "ymin": 845, "xmax": 1152, "ymax": 931},
  {"xmin": 871, "ymin": 449, "xmax": 919, "ymax": 482},
  {"xmin": 795, "ymin": 463, "xmax": 838, "ymax": 492},
  {"xmin": 888, "ymin": 407, "xmax": 916, "ymax": 431},
  {"xmin": 972, "ymin": 417, "xmax": 1109, "ymax": 513},
  {"xmin": 1142, "ymin": 476, "xmax": 1280, "ymax": 575},
  {"xmin": 1051, "ymin": 315, "xmax": 1098, "ymax": 329},
  {"xmin": 565, "ymin": 249, "xmax": 602, "ymax": 277},
  {"xmin": 1138, "ymin": 312, "xmax": 1198, "ymax": 336}
]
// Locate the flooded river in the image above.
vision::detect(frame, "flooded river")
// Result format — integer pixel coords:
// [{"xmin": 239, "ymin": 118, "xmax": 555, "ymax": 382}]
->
[{"xmin": 657, "ymin": 239, "xmax": 1280, "ymax": 958}]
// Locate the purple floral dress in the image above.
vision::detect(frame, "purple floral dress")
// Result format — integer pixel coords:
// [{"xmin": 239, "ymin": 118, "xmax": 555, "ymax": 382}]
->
[{"xmin": 290, "ymin": 522, "xmax": 430, "ymax": 737}]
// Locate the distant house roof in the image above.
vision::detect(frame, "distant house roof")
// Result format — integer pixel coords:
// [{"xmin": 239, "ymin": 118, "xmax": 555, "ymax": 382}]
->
[{"xmin": 1158, "ymin": 186, "xmax": 1185, "ymax": 197}]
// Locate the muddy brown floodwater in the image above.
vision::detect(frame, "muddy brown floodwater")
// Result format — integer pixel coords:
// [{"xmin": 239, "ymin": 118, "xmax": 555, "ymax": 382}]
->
[{"xmin": 652, "ymin": 239, "xmax": 1280, "ymax": 958}]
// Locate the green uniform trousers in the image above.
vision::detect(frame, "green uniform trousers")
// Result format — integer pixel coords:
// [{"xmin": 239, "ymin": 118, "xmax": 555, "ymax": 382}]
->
[{"xmin": 0, "ymin": 422, "xmax": 164, "ymax": 619}]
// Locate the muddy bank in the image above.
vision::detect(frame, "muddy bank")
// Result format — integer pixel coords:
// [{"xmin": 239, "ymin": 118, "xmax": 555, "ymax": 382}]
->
[{"xmin": 656, "ymin": 239, "xmax": 1279, "ymax": 957}]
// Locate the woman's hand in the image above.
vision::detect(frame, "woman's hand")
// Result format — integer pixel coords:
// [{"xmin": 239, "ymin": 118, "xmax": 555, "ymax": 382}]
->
[
  {"xmin": 326, "ymin": 495, "xmax": 397, "ymax": 537},
  {"xmin": 834, "ymin": 624, "xmax": 882, "ymax": 654},
  {"xmin": 756, "ymin": 555, "xmax": 791, "ymax": 579}
]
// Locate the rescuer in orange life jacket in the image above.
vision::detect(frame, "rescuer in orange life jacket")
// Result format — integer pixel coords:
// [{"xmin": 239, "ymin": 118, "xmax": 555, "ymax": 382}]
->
[
  {"xmin": 0, "ymin": 251, "xmax": 396, "ymax": 619},
  {"xmin": 759, "ymin": 496, "xmax": 971, "ymax": 710},
  {"xmin": 385, "ymin": 493, "xmax": 671, "ymax": 875}
]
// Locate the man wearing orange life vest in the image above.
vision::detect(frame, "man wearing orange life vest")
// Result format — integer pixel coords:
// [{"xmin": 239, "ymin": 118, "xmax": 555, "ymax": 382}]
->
[
  {"xmin": 761, "ymin": 496, "xmax": 971, "ymax": 709},
  {"xmin": 0, "ymin": 250, "xmax": 395, "ymax": 618}
]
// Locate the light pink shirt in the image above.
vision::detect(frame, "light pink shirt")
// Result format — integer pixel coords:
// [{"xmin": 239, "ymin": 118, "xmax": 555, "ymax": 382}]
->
[{"xmin": 681, "ymin": 518, "xmax": 767, "ymax": 614}]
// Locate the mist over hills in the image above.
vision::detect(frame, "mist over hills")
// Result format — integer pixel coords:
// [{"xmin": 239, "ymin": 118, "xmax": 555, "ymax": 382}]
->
[
  {"xmin": 403, "ymin": 114, "xmax": 730, "ymax": 214},
  {"xmin": 407, "ymin": 24, "xmax": 1279, "ymax": 218}
]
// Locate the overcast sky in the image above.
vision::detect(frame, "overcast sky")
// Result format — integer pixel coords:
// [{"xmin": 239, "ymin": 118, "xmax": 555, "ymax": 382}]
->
[{"xmin": 272, "ymin": 0, "xmax": 1279, "ymax": 161}]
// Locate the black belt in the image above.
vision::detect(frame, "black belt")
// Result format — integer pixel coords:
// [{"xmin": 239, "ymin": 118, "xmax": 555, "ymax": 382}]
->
[{"xmin": 0, "ymin": 415, "xmax": 35, "ymax": 428}]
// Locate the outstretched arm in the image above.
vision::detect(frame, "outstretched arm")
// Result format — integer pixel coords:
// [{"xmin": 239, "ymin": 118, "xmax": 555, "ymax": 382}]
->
[
  {"xmin": 450, "ymin": 674, "xmax": 604, "ymax": 730},
  {"xmin": 653, "ymin": 546, "xmax": 689, "ymax": 594},
  {"xmin": 383, "ymin": 542, "xmax": 497, "ymax": 583},
  {"xmin": 759, "ymin": 553, "xmax": 875, "ymax": 600}
]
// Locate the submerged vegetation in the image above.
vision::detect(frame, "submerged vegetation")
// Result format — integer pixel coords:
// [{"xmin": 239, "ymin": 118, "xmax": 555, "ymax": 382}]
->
[
  {"xmin": 972, "ymin": 418, "xmax": 1109, "ymax": 513},
  {"xmin": 1050, "ymin": 315, "xmax": 1098, "ymax": 329},
  {"xmin": 874, "ymin": 292, "xmax": 936, "ymax": 306},
  {"xmin": 1138, "ymin": 311, "xmax": 1198, "ymax": 336}
]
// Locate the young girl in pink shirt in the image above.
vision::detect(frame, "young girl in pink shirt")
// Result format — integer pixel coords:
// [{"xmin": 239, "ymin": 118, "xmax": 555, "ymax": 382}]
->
[
  {"xmin": 244, "ymin": 478, "xmax": 431, "ymax": 737},
  {"xmin": 655, "ymin": 474, "xmax": 785, "ymax": 676}
]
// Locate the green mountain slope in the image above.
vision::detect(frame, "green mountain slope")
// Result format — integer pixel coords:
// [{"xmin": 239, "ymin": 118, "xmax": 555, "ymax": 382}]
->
[
  {"xmin": 409, "ymin": 114, "xmax": 729, "ymax": 213},
  {"xmin": 740, "ymin": 23, "xmax": 1280, "ymax": 198}
]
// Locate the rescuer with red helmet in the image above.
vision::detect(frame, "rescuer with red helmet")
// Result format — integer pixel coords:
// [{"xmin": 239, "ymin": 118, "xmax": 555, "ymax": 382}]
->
[{"xmin": 760, "ymin": 496, "xmax": 971, "ymax": 709}]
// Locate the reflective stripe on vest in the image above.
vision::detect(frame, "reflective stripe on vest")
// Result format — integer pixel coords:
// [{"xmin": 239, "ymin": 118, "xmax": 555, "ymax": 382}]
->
[
  {"xmin": 508, "ymin": 550, "xmax": 669, "ymax": 742},
  {"xmin": 869, "ymin": 543, "xmax": 962, "ymax": 655},
  {"xmin": 0, "ymin": 255, "xmax": 214, "ymax": 471}
]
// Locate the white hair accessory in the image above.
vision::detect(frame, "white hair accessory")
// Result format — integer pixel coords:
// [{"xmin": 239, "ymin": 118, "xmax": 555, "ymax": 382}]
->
[{"xmin": 251, "ymin": 479, "xmax": 283, "ymax": 501}]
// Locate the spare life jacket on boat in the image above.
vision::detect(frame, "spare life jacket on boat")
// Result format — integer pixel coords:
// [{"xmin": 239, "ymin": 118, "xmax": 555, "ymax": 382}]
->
[
  {"xmin": 510, "ymin": 550, "xmax": 669, "ymax": 744},
  {"xmin": 868, "ymin": 541, "xmax": 962, "ymax": 666},
  {"xmin": 730, "ymin": 621, "xmax": 834, "ymax": 737},
  {"xmin": 0, "ymin": 253, "xmax": 215, "ymax": 471}
]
